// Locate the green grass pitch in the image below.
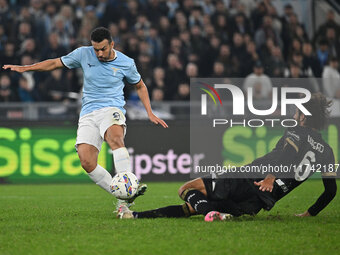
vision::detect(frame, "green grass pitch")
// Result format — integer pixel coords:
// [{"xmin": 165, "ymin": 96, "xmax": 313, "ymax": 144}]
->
[{"xmin": 0, "ymin": 180, "xmax": 339, "ymax": 255}]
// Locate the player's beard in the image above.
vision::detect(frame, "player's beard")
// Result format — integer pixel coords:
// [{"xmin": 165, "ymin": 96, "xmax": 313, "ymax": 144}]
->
[{"xmin": 99, "ymin": 49, "xmax": 114, "ymax": 62}]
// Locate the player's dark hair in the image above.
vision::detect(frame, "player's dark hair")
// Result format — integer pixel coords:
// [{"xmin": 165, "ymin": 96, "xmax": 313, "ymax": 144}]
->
[
  {"xmin": 90, "ymin": 27, "xmax": 112, "ymax": 43},
  {"xmin": 299, "ymin": 93, "xmax": 332, "ymax": 130}
]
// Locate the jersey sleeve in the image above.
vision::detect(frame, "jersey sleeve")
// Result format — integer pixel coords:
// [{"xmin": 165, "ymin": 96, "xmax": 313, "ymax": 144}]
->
[
  {"xmin": 308, "ymin": 150, "xmax": 337, "ymax": 216},
  {"xmin": 308, "ymin": 177, "xmax": 337, "ymax": 216},
  {"xmin": 125, "ymin": 61, "xmax": 141, "ymax": 85},
  {"xmin": 60, "ymin": 47, "xmax": 83, "ymax": 69}
]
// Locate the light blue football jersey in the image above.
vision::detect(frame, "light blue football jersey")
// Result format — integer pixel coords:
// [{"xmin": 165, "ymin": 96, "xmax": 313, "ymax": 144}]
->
[{"xmin": 61, "ymin": 46, "xmax": 141, "ymax": 117}]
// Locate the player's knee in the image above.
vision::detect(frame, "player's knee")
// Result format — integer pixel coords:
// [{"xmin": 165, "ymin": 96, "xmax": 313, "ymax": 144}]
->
[
  {"xmin": 178, "ymin": 186, "xmax": 185, "ymax": 198},
  {"xmin": 178, "ymin": 184, "xmax": 191, "ymax": 200},
  {"xmin": 79, "ymin": 158, "xmax": 96, "ymax": 172}
]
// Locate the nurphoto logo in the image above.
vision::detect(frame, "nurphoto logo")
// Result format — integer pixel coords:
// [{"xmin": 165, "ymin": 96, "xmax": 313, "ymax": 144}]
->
[{"xmin": 199, "ymin": 83, "xmax": 311, "ymax": 128}]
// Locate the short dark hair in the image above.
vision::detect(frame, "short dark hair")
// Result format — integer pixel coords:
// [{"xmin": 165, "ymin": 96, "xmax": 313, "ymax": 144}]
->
[
  {"xmin": 90, "ymin": 27, "xmax": 112, "ymax": 43},
  {"xmin": 329, "ymin": 56, "xmax": 338, "ymax": 63},
  {"xmin": 299, "ymin": 93, "xmax": 332, "ymax": 130}
]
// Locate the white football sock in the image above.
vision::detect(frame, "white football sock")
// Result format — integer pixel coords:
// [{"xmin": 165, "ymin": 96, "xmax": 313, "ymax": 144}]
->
[
  {"xmin": 112, "ymin": 147, "xmax": 132, "ymax": 173},
  {"xmin": 88, "ymin": 165, "xmax": 112, "ymax": 194}
]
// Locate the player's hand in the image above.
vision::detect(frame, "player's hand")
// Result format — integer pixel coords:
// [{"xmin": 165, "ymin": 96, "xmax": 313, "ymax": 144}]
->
[
  {"xmin": 254, "ymin": 175, "xmax": 275, "ymax": 192},
  {"xmin": 295, "ymin": 211, "xmax": 311, "ymax": 217},
  {"xmin": 2, "ymin": 65, "xmax": 27, "ymax": 73},
  {"xmin": 148, "ymin": 113, "xmax": 168, "ymax": 128}
]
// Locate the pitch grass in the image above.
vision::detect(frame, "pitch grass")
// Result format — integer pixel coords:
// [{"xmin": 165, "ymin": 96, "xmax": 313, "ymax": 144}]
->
[{"xmin": 0, "ymin": 181, "xmax": 339, "ymax": 255}]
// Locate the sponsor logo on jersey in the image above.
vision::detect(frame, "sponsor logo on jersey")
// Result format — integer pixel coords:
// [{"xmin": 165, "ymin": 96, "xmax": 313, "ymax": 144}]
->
[
  {"xmin": 287, "ymin": 131, "xmax": 300, "ymax": 141},
  {"xmin": 113, "ymin": 112, "xmax": 120, "ymax": 121}
]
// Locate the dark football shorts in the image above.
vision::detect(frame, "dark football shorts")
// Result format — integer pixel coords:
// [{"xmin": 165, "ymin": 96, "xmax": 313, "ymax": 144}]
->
[{"xmin": 202, "ymin": 177, "xmax": 264, "ymax": 215}]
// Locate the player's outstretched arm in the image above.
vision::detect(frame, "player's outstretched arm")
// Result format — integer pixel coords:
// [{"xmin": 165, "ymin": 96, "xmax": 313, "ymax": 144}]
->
[
  {"xmin": 3, "ymin": 58, "xmax": 64, "ymax": 73},
  {"xmin": 135, "ymin": 80, "xmax": 168, "ymax": 128},
  {"xmin": 296, "ymin": 176, "xmax": 337, "ymax": 217}
]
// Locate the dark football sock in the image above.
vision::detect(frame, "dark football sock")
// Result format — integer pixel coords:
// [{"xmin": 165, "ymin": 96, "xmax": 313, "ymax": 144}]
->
[
  {"xmin": 133, "ymin": 204, "xmax": 191, "ymax": 218},
  {"xmin": 182, "ymin": 189, "xmax": 215, "ymax": 216}
]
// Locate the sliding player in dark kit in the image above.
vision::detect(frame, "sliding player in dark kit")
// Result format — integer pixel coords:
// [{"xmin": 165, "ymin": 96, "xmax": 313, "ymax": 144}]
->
[{"xmin": 118, "ymin": 93, "xmax": 337, "ymax": 221}]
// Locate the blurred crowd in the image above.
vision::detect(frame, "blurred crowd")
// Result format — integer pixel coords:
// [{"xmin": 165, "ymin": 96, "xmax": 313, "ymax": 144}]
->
[{"xmin": 1, "ymin": 0, "xmax": 340, "ymax": 103}]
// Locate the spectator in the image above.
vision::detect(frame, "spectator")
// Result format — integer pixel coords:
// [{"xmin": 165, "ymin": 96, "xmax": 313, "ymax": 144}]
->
[
  {"xmin": 325, "ymin": 27, "xmax": 340, "ymax": 58},
  {"xmin": 230, "ymin": 13, "xmax": 251, "ymax": 37},
  {"xmin": 286, "ymin": 63, "xmax": 319, "ymax": 93},
  {"xmin": 164, "ymin": 54, "xmax": 183, "ymax": 99},
  {"xmin": 124, "ymin": 0, "xmax": 140, "ymax": 28},
  {"xmin": 19, "ymin": 38, "xmax": 38, "ymax": 58},
  {"xmin": 242, "ymin": 40, "xmax": 259, "ymax": 76},
  {"xmin": 145, "ymin": 0, "xmax": 168, "ymax": 24},
  {"xmin": 199, "ymin": 35, "xmax": 220, "ymax": 76},
  {"xmin": 151, "ymin": 67, "xmax": 166, "ymax": 93},
  {"xmin": 294, "ymin": 25, "xmax": 309, "ymax": 44},
  {"xmin": 175, "ymin": 11, "xmax": 188, "ymax": 34},
  {"xmin": 214, "ymin": 14, "xmax": 230, "ymax": 43},
  {"xmin": 167, "ymin": 0, "xmax": 180, "ymax": 19},
  {"xmin": 179, "ymin": 30, "xmax": 192, "ymax": 60},
  {"xmin": 0, "ymin": 24, "xmax": 7, "ymax": 51},
  {"xmin": 146, "ymin": 26, "xmax": 163, "ymax": 66},
  {"xmin": 302, "ymin": 42, "xmax": 322, "ymax": 77},
  {"xmin": 0, "ymin": 42, "xmax": 17, "ymax": 67},
  {"xmin": 0, "ymin": 74, "xmax": 18, "ymax": 102},
  {"xmin": 231, "ymin": 33, "xmax": 247, "ymax": 70},
  {"xmin": 322, "ymin": 57, "xmax": 340, "ymax": 99},
  {"xmin": 266, "ymin": 46, "xmax": 285, "ymax": 77},
  {"xmin": 40, "ymin": 69, "xmax": 71, "ymax": 102},
  {"xmin": 17, "ymin": 75, "xmax": 37, "ymax": 102},
  {"xmin": 188, "ymin": 6, "xmax": 204, "ymax": 28},
  {"xmin": 125, "ymin": 36, "xmax": 139, "ymax": 60},
  {"xmin": 42, "ymin": 33, "xmax": 67, "ymax": 60},
  {"xmin": 152, "ymin": 87, "xmax": 164, "ymax": 101},
  {"xmin": 217, "ymin": 44, "xmax": 238, "ymax": 76},
  {"xmin": 198, "ymin": 0, "xmax": 214, "ymax": 16},
  {"xmin": 42, "ymin": 3, "xmax": 57, "ymax": 35},
  {"xmin": 243, "ymin": 61, "xmax": 272, "ymax": 99},
  {"xmin": 174, "ymin": 82, "xmax": 190, "ymax": 100},
  {"xmin": 290, "ymin": 52, "xmax": 304, "ymax": 69},
  {"xmin": 29, "ymin": 0, "xmax": 45, "ymax": 39},
  {"xmin": 0, "ymin": 0, "xmax": 13, "ymax": 31},
  {"xmin": 137, "ymin": 54, "xmax": 153, "ymax": 86},
  {"xmin": 316, "ymin": 39, "xmax": 330, "ymax": 69},
  {"xmin": 314, "ymin": 10, "xmax": 340, "ymax": 46},
  {"xmin": 81, "ymin": 5, "xmax": 99, "ymax": 32},
  {"xmin": 255, "ymin": 15, "xmax": 282, "ymax": 50},
  {"xmin": 285, "ymin": 62, "xmax": 305, "ymax": 79},
  {"xmin": 185, "ymin": 62, "xmax": 198, "ymax": 78},
  {"xmin": 212, "ymin": 61, "xmax": 226, "ymax": 78},
  {"xmin": 181, "ymin": 0, "xmax": 195, "ymax": 18},
  {"xmin": 52, "ymin": 15, "xmax": 74, "ymax": 50},
  {"xmin": 267, "ymin": 5, "xmax": 282, "ymax": 34},
  {"xmin": 76, "ymin": 25, "xmax": 91, "ymax": 47},
  {"xmin": 250, "ymin": 1, "xmax": 268, "ymax": 31},
  {"xmin": 158, "ymin": 16, "xmax": 173, "ymax": 49},
  {"xmin": 135, "ymin": 14, "xmax": 151, "ymax": 35},
  {"xmin": 289, "ymin": 38, "xmax": 302, "ymax": 57},
  {"xmin": 17, "ymin": 22, "xmax": 33, "ymax": 47},
  {"xmin": 190, "ymin": 24, "xmax": 206, "ymax": 55}
]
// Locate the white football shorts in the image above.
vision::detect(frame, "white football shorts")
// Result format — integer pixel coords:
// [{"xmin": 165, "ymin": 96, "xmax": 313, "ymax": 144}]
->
[{"xmin": 75, "ymin": 107, "xmax": 126, "ymax": 152}]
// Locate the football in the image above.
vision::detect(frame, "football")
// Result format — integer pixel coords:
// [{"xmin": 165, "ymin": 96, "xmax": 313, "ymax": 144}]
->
[{"xmin": 110, "ymin": 172, "xmax": 139, "ymax": 200}]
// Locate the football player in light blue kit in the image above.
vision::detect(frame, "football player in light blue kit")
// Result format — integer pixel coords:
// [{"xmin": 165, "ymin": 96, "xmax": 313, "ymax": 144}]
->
[{"xmin": 3, "ymin": 27, "xmax": 168, "ymax": 206}]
